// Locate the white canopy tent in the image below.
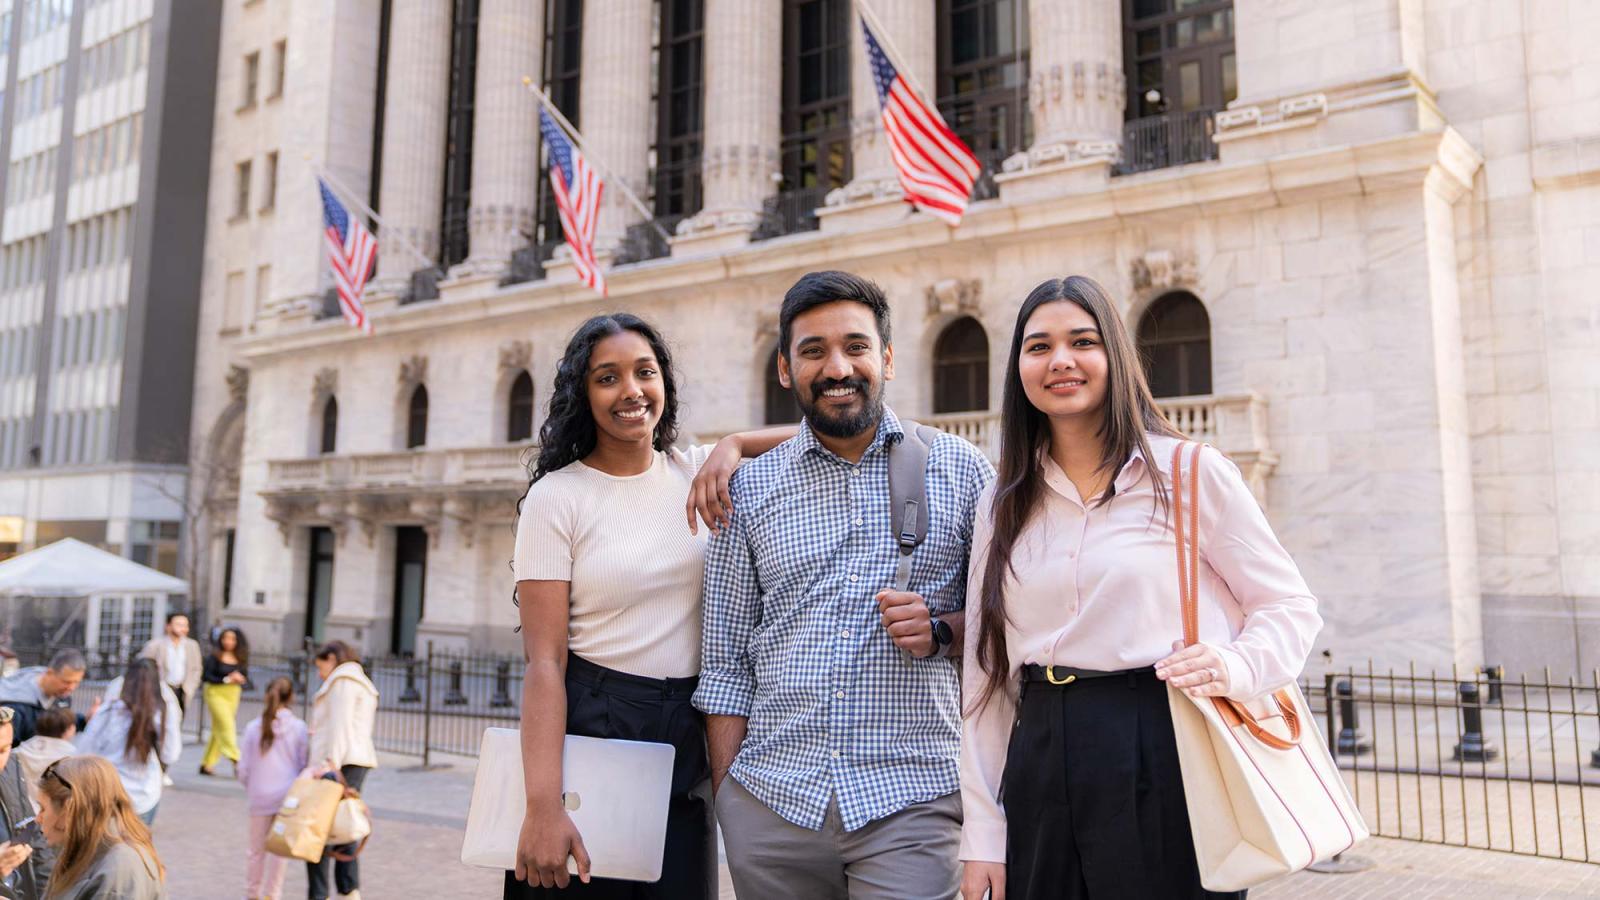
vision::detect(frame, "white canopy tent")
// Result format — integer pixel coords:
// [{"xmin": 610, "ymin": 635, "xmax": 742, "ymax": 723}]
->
[{"xmin": 0, "ymin": 538, "xmax": 189, "ymax": 654}]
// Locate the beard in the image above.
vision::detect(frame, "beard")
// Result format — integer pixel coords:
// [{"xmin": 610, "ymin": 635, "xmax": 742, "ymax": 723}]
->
[{"xmin": 796, "ymin": 375, "xmax": 885, "ymax": 439}]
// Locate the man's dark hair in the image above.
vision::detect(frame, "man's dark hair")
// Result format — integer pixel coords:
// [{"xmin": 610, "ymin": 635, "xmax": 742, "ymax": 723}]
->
[
  {"xmin": 35, "ymin": 708, "xmax": 74, "ymax": 739},
  {"xmin": 47, "ymin": 648, "xmax": 86, "ymax": 674},
  {"xmin": 165, "ymin": 611, "xmax": 188, "ymax": 625},
  {"xmin": 778, "ymin": 271, "xmax": 891, "ymax": 361}
]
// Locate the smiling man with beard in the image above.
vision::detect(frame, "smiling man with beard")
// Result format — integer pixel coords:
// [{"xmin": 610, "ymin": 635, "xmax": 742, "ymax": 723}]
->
[{"xmin": 693, "ymin": 271, "xmax": 994, "ymax": 900}]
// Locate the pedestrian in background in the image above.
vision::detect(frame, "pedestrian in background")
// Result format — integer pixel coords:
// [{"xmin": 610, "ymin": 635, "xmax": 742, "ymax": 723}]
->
[
  {"xmin": 36, "ymin": 756, "xmax": 165, "ymax": 899},
  {"xmin": 14, "ymin": 710, "xmax": 76, "ymax": 809},
  {"xmin": 75, "ymin": 660, "xmax": 182, "ymax": 827},
  {"xmin": 138, "ymin": 613, "xmax": 203, "ymax": 721},
  {"xmin": 0, "ymin": 652, "xmax": 91, "ymax": 747},
  {"xmin": 0, "ymin": 707, "xmax": 44, "ymax": 900},
  {"xmin": 199, "ymin": 627, "xmax": 251, "ymax": 777},
  {"xmin": 239, "ymin": 677, "xmax": 307, "ymax": 900},
  {"xmin": 306, "ymin": 641, "xmax": 377, "ymax": 900}
]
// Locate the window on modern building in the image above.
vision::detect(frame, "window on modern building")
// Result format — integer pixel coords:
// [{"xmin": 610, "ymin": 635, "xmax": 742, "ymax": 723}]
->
[
  {"xmin": 536, "ymin": 0, "xmax": 584, "ymax": 252},
  {"xmin": 320, "ymin": 395, "xmax": 338, "ymax": 454},
  {"xmin": 438, "ymin": 0, "xmax": 480, "ymax": 268},
  {"xmin": 507, "ymin": 371, "xmax": 534, "ymax": 443},
  {"xmin": 936, "ymin": 0, "xmax": 1029, "ymax": 197},
  {"xmin": 233, "ymin": 160, "xmax": 252, "ymax": 219},
  {"xmin": 933, "ymin": 316, "xmax": 990, "ymax": 413},
  {"xmin": 775, "ymin": 0, "xmax": 851, "ymax": 231},
  {"xmin": 406, "ymin": 384, "xmax": 429, "ymax": 448},
  {"xmin": 261, "ymin": 151, "xmax": 278, "ymax": 211},
  {"xmin": 1124, "ymin": 0, "xmax": 1235, "ymax": 119},
  {"xmin": 1136, "ymin": 291, "xmax": 1211, "ymax": 398},
  {"xmin": 763, "ymin": 347, "xmax": 801, "ymax": 425},
  {"xmin": 242, "ymin": 51, "xmax": 260, "ymax": 109},
  {"xmin": 653, "ymin": 0, "xmax": 704, "ymax": 220},
  {"xmin": 269, "ymin": 39, "xmax": 287, "ymax": 99}
]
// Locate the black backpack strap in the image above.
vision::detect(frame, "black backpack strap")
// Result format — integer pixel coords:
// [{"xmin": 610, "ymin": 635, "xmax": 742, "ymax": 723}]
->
[{"xmin": 887, "ymin": 421, "xmax": 937, "ymax": 592}]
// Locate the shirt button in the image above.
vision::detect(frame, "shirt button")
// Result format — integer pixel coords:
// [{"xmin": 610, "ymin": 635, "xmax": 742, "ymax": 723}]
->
[
  {"xmin": 830, "ymin": 751, "xmax": 841, "ymax": 759},
  {"xmin": 850, "ymin": 469, "xmax": 860, "ymax": 477},
  {"xmin": 854, "ymin": 517, "xmax": 864, "ymax": 526},
  {"xmin": 839, "ymin": 629, "xmax": 850, "ymax": 638},
  {"xmin": 834, "ymin": 690, "xmax": 846, "ymax": 699},
  {"xmin": 848, "ymin": 574, "xmax": 859, "ymax": 583}
]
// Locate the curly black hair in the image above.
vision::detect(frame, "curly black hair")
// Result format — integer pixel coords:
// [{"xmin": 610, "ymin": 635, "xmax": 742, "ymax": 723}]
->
[{"xmin": 524, "ymin": 312, "xmax": 681, "ymax": 492}]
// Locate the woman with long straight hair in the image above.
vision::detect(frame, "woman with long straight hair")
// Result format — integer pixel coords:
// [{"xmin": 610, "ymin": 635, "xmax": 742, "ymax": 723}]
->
[
  {"xmin": 36, "ymin": 755, "xmax": 165, "ymax": 899},
  {"xmin": 507, "ymin": 313, "xmax": 792, "ymax": 899},
  {"xmin": 75, "ymin": 659, "xmax": 182, "ymax": 826},
  {"xmin": 957, "ymin": 276, "xmax": 1323, "ymax": 900},
  {"xmin": 239, "ymin": 676, "xmax": 307, "ymax": 900},
  {"xmin": 199, "ymin": 627, "xmax": 251, "ymax": 777}
]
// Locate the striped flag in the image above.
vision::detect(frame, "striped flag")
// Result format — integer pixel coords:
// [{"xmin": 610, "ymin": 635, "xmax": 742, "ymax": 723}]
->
[
  {"xmin": 539, "ymin": 107, "xmax": 606, "ymax": 295},
  {"xmin": 861, "ymin": 17, "xmax": 982, "ymax": 227},
  {"xmin": 317, "ymin": 178, "xmax": 377, "ymax": 333}
]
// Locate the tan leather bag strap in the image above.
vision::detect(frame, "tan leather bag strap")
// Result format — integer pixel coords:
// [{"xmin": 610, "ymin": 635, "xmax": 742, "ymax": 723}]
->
[{"xmin": 1170, "ymin": 442, "xmax": 1302, "ymax": 750}]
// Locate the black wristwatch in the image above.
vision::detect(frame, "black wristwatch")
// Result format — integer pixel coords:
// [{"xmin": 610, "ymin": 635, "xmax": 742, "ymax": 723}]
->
[{"xmin": 929, "ymin": 618, "xmax": 954, "ymax": 658}]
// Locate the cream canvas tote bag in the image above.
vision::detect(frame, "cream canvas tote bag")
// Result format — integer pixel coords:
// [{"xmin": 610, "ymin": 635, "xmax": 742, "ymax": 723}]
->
[{"xmin": 1167, "ymin": 442, "xmax": 1368, "ymax": 892}]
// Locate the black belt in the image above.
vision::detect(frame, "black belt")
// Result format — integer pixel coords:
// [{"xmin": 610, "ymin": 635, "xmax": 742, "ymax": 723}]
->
[
  {"xmin": 565, "ymin": 653, "xmax": 699, "ymax": 701},
  {"xmin": 1020, "ymin": 664, "xmax": 1155, "ymax": 686}
]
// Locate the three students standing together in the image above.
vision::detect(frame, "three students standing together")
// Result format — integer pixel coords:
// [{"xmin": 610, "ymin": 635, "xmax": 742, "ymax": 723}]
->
[{"xmin": 510, "ymin": 270, "xmax": 1321, "ymax": 899}]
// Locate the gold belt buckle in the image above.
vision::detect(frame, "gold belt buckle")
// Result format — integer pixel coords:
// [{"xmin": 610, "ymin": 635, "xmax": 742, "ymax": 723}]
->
[{"xmin": 1045, "ymin": 666, "xmax": 1077, "ymax": 686}]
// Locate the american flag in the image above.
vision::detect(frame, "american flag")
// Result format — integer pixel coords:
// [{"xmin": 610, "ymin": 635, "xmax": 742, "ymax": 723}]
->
[
  {"xmin": 317, "ymin": 178, "xmax": 377, "ymax": 333},
  {"xmin": 862, "ymin": 18, "xmax": 981, "ymax": 227},
  {"xmin": 539, "ymin": 107, "xmax": 606, "ymax": 295}
]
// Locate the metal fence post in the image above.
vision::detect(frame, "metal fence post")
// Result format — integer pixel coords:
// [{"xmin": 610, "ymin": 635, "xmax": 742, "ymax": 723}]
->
[
  {"xmin": 422, "ymin": 642, "xmax": 434, "ymax": 769},
  {"xmin": 491, "ymin": 661, "xmax": 513, "ymax": 707},
  {"xmin": 1335, "ymin": 679, "xmax": 1372, "ymax": 756},
  {"xmin": 1451, "ymin": 681, "xmax": 1499, "ymax": 762},
  {"xmin": 444, "ymin": 660, "xmax": 468, "ymax": 706}
]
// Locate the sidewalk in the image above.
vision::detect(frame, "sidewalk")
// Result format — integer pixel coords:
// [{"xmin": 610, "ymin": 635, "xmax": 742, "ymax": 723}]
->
[{"xmin": 151, "ymin": 748, "xmax": 1598, "ymax": 899}]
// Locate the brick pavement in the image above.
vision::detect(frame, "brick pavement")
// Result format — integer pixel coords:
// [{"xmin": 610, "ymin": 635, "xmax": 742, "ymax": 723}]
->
[{"xmin": 150, "ymin": 746, "xmax": 1597, "ymax": 899}]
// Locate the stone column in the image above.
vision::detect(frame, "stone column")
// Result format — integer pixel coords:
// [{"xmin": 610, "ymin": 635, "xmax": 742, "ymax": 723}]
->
[
  {"xmin": 674, "ymin": 0, "xmax": 782, "ymax": 255},
  {"xmin": 818, "ymin": 0, "xmax": 934, "ymax": 230},
  {"xmin": 461, "ymin": 0, "xmax": 543, "ymax": 278},
  {"xmin": 577, "ymin": 0, "xmax": 655, "ymax": 253},
  {"xmin": 1020, "ymin": 0, "xmax": 1122, "ymax": 164},
  {"xmin": 372, "ymin": 0, "xmax": 453, "ymax": 292}
]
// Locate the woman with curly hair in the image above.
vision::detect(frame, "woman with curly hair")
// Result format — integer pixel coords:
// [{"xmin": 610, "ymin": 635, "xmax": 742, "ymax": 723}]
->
[
  {"xmin": 198, "ymin": 626, "xmax": 250, "ymax": 777},
  {"xmin": 506, "ymin": 313, "xmax": 791, "ymax": 899}
]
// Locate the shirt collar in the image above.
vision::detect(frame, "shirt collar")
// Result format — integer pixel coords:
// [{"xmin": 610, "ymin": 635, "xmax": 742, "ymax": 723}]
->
[
  {"xmin": 797, "ymin": 405, "xmax": 904, "ymax": 463},
  {"xmin": 1040, "ymin": 438, "xmax": 1153, "ymax": 504}
]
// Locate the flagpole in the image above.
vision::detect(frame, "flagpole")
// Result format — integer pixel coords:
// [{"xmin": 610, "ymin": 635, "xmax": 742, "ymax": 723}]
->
[
  {"xmin": 309, "ymin": 159, "xmax": 438, "ymax": 272},
  {"xmin": 854, "ymin": 0, "xmax": 938, "ymax": 109},
  {"xmin": 519, "ymin": 76, "xmax": 673, "ymax": 246}
]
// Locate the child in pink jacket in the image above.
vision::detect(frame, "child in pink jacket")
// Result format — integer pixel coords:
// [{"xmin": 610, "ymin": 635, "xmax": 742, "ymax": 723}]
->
[{"xmin": 237, "ymin": 676, "xmax": 309, "ymax": 900}]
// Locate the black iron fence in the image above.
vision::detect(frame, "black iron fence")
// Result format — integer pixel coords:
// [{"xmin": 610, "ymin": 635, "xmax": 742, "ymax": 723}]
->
[
  {"xmin": 1115, "ymin": 108, "xmax": 1219, "ymax": 176},
  {"xmin": 1302, "ymin": 664, "xmax": 1600, "ymax": 864}
]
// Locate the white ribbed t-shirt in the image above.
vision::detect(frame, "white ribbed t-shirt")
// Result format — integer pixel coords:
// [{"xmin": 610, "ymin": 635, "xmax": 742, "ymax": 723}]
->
[{"xmin": 513, "ymin": 446, "xmax": 711, "ymax": 679}]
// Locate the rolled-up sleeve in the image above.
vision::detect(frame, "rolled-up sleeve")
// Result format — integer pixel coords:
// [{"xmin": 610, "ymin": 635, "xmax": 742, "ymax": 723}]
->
[
  {"xmin": 1200, "ymin": 448, "xmax": 1322, "ymax": 701},
  {"xmin": 692, "ymin": 484, "xmax": 762, "ymax": 718},
  {"xmin": 959, "ymin": 491, "xmax": 1010, "ymax": 863}
]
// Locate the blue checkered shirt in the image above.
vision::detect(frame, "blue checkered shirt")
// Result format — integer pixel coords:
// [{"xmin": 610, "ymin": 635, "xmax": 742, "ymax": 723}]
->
[{"xmin": 693, "ymin": 407, "xmax": 994, "ymax": 831}]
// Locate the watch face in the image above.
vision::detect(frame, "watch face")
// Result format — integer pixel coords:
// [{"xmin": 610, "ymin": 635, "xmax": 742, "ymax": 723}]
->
[{"xmin": 933, "ymin": 620, "xmax": 953, "ymax": 644}]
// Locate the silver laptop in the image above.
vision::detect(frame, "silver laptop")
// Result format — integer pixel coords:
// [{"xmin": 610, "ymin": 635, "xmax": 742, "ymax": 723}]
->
[{"xmin": 461, "ymin": 727, "xmax": 676, "ymax": 883}]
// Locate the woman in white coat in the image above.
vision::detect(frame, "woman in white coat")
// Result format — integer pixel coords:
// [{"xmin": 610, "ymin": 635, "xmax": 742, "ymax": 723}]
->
[{"xmin": 305, "ymin": 640, "xmax": 378, "ymax": 900}]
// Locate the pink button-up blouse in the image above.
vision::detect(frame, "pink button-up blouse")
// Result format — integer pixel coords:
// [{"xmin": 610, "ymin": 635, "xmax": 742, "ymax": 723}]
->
[{"xmin": 958, "ymin": 433, "xmax": 1322, "ymax": 863}]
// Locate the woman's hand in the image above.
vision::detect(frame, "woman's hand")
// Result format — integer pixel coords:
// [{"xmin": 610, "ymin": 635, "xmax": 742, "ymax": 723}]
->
[
  {"xmin": 0, "ymin": 841, "xmax": 33, "ymax": 878},
  {"xmin": 226, "ymin": 671, "xmax": 246, "ymax": 685},
  {"xmin": 1155, "ymin": 640, "xmax": 1232, "ymax": 698},
  {"xmin": 962, "ymin": 861, "xmax": 1005, "ymax": 900},
  {"xmin": 686, "ymin": 435, "xmax": 741, "ymax": 536},
  {"xmin": 514, "ymin": 802, "xmax": 591, "ymax": 889}
]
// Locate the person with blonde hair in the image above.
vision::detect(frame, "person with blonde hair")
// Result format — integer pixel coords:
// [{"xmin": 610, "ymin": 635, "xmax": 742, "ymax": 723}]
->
[{"xmin": 35, "ymin": 755, "xmax": 165, "ymax": 899}]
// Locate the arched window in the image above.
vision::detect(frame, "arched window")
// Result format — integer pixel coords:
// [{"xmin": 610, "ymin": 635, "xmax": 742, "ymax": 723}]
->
[
  {"xmin": 1136, "ymin": 291, "xmax": 1212, "ymax": 398},
  {"xmin": 763, "ymin": 347, "xmax": 801, "ymax": 425},
  {"xmin": 319, "ymin": 396, "xmax": 338, "ymax": 454},
  {"xmin": 507, "ymin": 371, "xmax": 534, "ymax": 442},
  {"xmin": 405, "ymin": 385, "xmax": 429, "ymax": 448},
  {"xmin": 932, "ymin": 317, "xmax": 989, "ymax": 413}
]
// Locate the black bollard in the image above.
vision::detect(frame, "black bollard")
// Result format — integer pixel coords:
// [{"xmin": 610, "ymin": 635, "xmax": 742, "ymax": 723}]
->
[
  {"xmin": 1335, "ymin": 680, "xmax": 1372, "ymax": 756},
  {"xmin": 288, "ymin": 655, "xmax": 306, "ymax": 694},
  {"xmin": 1451, "ymin": 681, "xmax": 1499, "ymax": 762},
  {"xmin": 399, "ymin": 657, "xmax": 422, "ymax": 704},
  {"xmin": 444, "ymin": 660, "xmax": 468, "ymax": 706},
  {"xmin": 1482, "ymin": 665, "xmax": 1504, "ymax": 704},
  {"xmin": 490, "ymin": 662, "xmax": 514, "ymax": 708}
]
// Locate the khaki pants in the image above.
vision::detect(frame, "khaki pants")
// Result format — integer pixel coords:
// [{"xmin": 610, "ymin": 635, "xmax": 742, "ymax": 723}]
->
[{"xmin": 715, "ymin": 778, "xmax": 961, "ymax": 900}]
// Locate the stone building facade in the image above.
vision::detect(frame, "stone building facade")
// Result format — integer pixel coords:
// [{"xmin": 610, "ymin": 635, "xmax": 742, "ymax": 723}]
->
[{"xmin": 188, "ymin": 0, "xmax": 1600, "ymax": 678}]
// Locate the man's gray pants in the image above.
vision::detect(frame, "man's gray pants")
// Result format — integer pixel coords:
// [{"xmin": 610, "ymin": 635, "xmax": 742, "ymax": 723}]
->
[{"xmin": 715, "ymin": 778, "xmax": 962, "ymax": 900}]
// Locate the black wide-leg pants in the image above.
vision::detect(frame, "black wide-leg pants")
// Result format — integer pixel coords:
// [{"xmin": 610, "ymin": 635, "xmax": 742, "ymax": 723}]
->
[
  {"xmin": 504, "ymin": 653, "xmax": 715, "ymax": 900},
  {"xmin": 1001, "ymin": 666, "xmax": 1246, "ymax": 900}
]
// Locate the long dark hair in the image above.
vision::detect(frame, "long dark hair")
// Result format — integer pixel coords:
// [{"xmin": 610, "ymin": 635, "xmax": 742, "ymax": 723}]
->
[
  {"xmin": 314, "ymin": 640, "xmax": 360, "ymax": 667},
  {"xmin": 972, "ymin": 276, "xmax": 1183, "ymax": 708},
  {"xmin": 259, "ymin": 676, "xmax": 294, "ymax": 753},
  {"xmin": 524, "ymin": 313, "xmax": 681, "ymax": 490},
  {"xmin": 119, "ymin": 658, "xmax": 164, "ymax": 765},
  {"xmin": 214, "ymin": 626, "xmax": 250, "ymax": 671}
]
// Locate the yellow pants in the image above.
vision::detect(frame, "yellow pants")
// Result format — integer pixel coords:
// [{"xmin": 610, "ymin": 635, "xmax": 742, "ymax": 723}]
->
[{"xmin": 201, "ymin": 682, "xmax": 242, "ymax": 769}]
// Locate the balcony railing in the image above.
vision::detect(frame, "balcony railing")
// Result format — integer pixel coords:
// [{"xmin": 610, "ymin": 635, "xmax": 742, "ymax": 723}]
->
[
  {"xmin": 753, "ymin": 186, "xmax": 831, "ymax": 241},
  {"xmin": 264, "ymin": 443, "xmax": 536, "ymax": 496},
  {"xmin": 1114, "ymin": 109, "xmax": 1219, "ymax": 176}
]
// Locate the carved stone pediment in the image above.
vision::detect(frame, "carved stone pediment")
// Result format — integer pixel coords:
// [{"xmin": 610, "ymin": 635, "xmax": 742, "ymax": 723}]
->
[
  {"xmin": 226, "ymin": 365, "xmax": 250, "ymax": 403},
  {"xmin": 1131, "ymin": 250, "xmax": 1198, "ymax": 295},
  {"xmin": 498, "ymin": 340, "xmax": 532, "ymax": 372},
  {"xmin": 925, "ymin": 278, "xmax": 982, "ymax": 317},
  {"xmin": 399, "ymin": 355, "xmax": 428, "ymax": 386}
]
